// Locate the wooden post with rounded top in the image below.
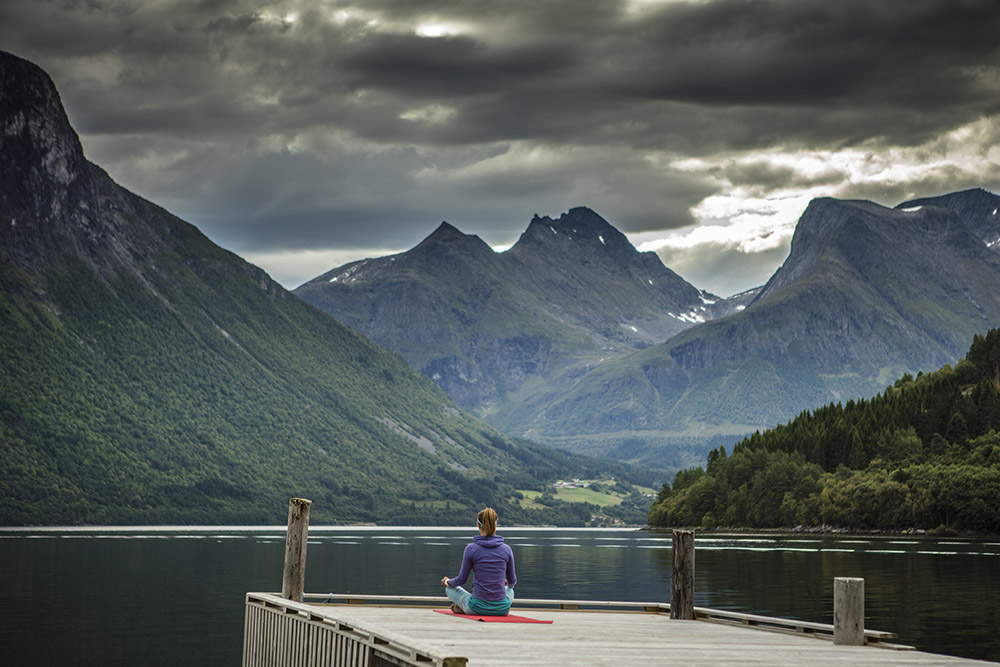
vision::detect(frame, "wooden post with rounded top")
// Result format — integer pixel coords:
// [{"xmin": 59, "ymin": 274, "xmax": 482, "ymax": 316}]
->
[
  {"xmin": 833, "ymin": 577, "xmax": 865, "ymax": 645},
  {"xmin": 670, "ymin": 529, "xmax": 695, "ymax": 619},
  {"xmin": 281, "ymin": 497, "xmax": 312, "ymax": 602}
]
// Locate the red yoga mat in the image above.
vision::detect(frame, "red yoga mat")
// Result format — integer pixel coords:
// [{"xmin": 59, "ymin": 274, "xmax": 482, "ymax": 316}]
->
[{"xmin": 433, "ymin": 609, "xmax": 553, "ymax": 623}]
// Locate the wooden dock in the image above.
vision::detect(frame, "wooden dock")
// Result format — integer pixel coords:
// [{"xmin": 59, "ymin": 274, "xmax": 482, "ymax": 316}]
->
[
  {"xmin": 248, "ymin": 502, "xmax": 993, "ymax": 666},
  {"xmin": 243, "ymin": 593, "xmax": 996, "ymax": 666}
]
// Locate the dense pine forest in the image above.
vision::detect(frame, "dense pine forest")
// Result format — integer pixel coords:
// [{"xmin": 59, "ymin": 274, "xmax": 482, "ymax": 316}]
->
[{"xmin": 648, "ymin": 329, "xmax": 1000, "ymax": 533}]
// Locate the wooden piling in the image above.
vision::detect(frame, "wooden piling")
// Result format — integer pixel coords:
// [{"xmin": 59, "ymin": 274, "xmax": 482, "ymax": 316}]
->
[
  {"xmin": 833, "ymin": 577, "xmax": 865, "ymax": 645},
  {"xmin": 671, "ymin": 529, "xmax": 695, "ymax": 620},
  {"xmin": 281, "ymin": 497, "xmax": 312, "ymax": 602}
]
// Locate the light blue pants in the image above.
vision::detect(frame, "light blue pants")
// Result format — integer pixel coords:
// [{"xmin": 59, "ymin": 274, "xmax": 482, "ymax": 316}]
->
[{"xmin": 446, "ymin": 585, "xmax": 515, "ymax": 615}]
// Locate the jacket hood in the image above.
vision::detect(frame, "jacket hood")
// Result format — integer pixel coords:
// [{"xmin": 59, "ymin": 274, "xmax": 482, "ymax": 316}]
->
[{"xmin": 473, "ymin": 534, "xmax": 505, "ymax": 548}]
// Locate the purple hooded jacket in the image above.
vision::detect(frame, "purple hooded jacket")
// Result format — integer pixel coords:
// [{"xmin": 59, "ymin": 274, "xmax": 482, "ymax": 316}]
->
[{"xmin": 447, "ymin": 534, "xmax": 517, "ymax": 601}]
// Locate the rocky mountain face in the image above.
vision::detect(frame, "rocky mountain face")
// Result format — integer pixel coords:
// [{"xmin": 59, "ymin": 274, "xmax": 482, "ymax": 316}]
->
[
  {"xmin": 897, "ymin": 188, "xmax": 1000, "ymax": 251},
  {"xmin": 296, "ymin": 207, "xmax": 735, "ymax": 413},
  {"xmin": 673, "ymin": 196, "xmax": 1000, "ymax": 370},
  {"xmin": 297, "ymin": 179, "xmax": 1000, "ymax": 472},
  {"xmin": 296, "ymin": 221, "xmax": 542, "ymax": 409},
  {"xmin": 505, "ymin": 193, "xmax": 1000, "ymax": 467},
  {"xmin": 502, "ymin": 208, "xmax": 717, "ymax": 344},
  {"xmin": 0, "ymin": 51, "xmax": 642, "ymax": 525},
  {"xmin": 3, "ymin": 52, "xmax": 113, "ymax": 271}
]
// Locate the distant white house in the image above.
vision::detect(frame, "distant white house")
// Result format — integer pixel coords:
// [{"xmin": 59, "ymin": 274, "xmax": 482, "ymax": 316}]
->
[{"xmin": 553, "ymin": 478, "xmax": 591, "ymax": 489}]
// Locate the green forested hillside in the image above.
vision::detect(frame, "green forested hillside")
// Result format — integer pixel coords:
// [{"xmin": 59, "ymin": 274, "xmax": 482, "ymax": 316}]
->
[
  {"xmin": 0, "ymin": 242, "xmax": 652, "ymax": 526},
  {"xmin": 0, "ymin": 51, "xmax": 655, "ymax": 526},
  {"xmin": 648, "ymin": 329, "xmax": 1000, "ymax": 533}
]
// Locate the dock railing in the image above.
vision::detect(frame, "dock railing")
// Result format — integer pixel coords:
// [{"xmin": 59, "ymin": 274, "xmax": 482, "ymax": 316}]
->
[{"xmin": 243, "ymin": 592, "xmax": 470, "ymax": 667}]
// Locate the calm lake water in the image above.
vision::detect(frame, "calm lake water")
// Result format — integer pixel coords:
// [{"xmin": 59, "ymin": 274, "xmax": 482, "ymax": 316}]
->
[{"xmin": 1, "ymin": 527, "xmax": 998, "ymax": 665}]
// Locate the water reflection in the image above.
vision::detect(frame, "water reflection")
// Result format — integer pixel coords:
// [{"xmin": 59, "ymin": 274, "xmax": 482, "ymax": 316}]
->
[{"xmin": 0, "ymin": 528, "xmax": 997, "ymax": 665}]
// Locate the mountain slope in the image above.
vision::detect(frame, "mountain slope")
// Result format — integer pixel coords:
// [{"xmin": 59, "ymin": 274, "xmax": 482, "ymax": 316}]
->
[
  {"xmin": 500, "ymin": 194, "xmax": 1000, "ymax": 466},
  {"xmin": 295, "ymin": 207, "xmax": 729, "ymax": 415},
  {"xmin": 672, "ymin": 197, "xmax": 1000, "ymax": 372},
  {"xmin": 0, "ymin": 51, "xmax": 651, "ymax": 525},
  {"xmin": 295, "ymin": 221, "xmax": 593, "ymax": 409},
  {"xmin": 502, "ymin": 208, "xmax": 714, "ymax": 345}
]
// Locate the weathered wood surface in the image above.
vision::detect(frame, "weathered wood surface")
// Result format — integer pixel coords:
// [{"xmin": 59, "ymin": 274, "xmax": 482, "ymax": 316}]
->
[
  {"xmin": 305, "ymin": 603, "xmax": 995, "ymax": 667},
  {"xmin": 834, "ymin": 576, "xmax": 865, "ymax": 646},
  {"xmin": 312, "ymin": 594, "xmax": 665, "ymax": 612},
  {"xmin": 670, "ymin": 528, "xmax": 695, "ymax": 620},
  {"xmin": 312, "ymin": 594, "xmax": 901, "ymax": 644},
  {"xmin": 281, "ymin": 498, "xmax": 311, "ymax": 602}
]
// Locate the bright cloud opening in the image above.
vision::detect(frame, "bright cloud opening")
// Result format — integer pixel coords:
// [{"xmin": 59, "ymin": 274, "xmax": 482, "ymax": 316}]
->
[
  {"xmin": 400, "ymin": 104, "xmax": 457, "ymax": 124},
  {"xmin": 244, "ymin": 247, "xmax": 406, "ymax": 289},
  {"xmin": 415, "ymin": 21, "xmax": 465, "ymax": 38}
]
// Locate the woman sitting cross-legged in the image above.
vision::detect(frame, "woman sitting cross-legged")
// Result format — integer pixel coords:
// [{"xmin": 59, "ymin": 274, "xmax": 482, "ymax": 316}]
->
[{"xmin": 440, "ymin": 507, "xmax": 516, "ymax": 615}]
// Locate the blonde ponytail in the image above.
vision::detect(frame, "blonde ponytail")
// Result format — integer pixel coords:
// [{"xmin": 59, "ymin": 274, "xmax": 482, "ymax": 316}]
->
[{"xmin": 477, "ymin": 507, "xmax": 498, "ymax": 536}]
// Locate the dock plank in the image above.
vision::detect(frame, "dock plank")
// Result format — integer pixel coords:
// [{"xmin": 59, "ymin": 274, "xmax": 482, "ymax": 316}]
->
[{"xmin": 314, "ymin": 605, "xmax": 995, "ymax": 666}]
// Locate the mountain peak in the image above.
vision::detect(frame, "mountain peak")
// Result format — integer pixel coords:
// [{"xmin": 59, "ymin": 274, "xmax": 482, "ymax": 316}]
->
[
  {"xmin": 1, "ymin": 51, "xmax": 104, "ymax": 267},
  {"xmin": 412, "ymin": 220, "xmax": 494, "ymax": 257},
  {"xmin": 540, "ymin": 206, "xmax": 617, "ymax": 234},
  {"xmin": 897, "ymin": 187, "xmax": 997, "ymax": 209},
  {"xmin": 0, "ymin": 51, "xmax": 85, "ymax": 190},
  {"xmin": 558, "ymin": 206, "xmax": 607, "ymax": 224},
  {"xmin": 896, "ymin": 188, "xmax": 1000, "ymax": 249},
  {"xmin": 513, "ymin": 207, "xmax": 630, "ymax": 255},
  {"xmin": 0, "ymin": 51, "xmax": 108, "ymax": 267},
  {"xmin": 758, "ymin": 194, "xmax": 991, "ymax": 303},
  {"xmin": 430, "ymin": 220, "xmax": 463, "ymax": 237}
]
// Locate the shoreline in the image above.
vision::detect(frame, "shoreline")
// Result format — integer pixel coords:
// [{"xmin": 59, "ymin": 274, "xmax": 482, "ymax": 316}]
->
[
  {"xmin": 642, "ymin": 524, "xmax": 1000, "ymax": 539},
  {"xmin": 3, "ymin": 523, "xmax": 1000, "ymax": 539}
]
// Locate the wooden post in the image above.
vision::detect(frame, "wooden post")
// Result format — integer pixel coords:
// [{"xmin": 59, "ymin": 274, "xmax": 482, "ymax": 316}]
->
[
  {"xmin": 833, "ymin": 577, "xmax": 865, "ymax": 645},
  {"xmin": 281, "ymin": 497, "xmax": 312, "ymax": 602},
  {"xmin": 670, "ymin": 529, "xmax": 695, "ymax": 620}
]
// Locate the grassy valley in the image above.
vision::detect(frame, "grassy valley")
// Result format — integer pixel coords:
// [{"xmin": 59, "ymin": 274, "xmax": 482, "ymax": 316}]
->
[{"xmin": 515, "ymin": 478, "xmax": 656, "ymax": 526}]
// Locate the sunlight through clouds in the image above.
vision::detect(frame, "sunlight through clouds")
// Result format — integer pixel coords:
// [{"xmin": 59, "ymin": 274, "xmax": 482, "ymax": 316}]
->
[
  {"xmin": 629, "ymin": 114, "xmax": 1000, "ymax": 295},
  {"xmin": 400, "ymin": 104, "xmax": 457, "ymax": 124},
  {"xmin": 3, "ymin": 0, "xmax": 996, "ymax": 291},
  {"xmin": 415, "ymin": 21, "xmax": 467, "ymax": 38}
]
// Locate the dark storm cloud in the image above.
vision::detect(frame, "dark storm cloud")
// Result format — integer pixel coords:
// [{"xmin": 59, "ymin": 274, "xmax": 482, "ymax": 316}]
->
[
  {"xmin": 625, "ymin": 1, "xmax": 999, "ymax": 104},
  {"xmin": 328, "ymin": 0, "xmax": 1000, "ymax": 152},
  {"xmin": 341, "ymin": 33, "xmax": 577, "ymax": 97},
  {"xmin": 346, "ymin": 0, "xmax": 1000, "ymax": 149},
  {"xmin": 1, "ymin": 0, "xmax": 998, "ymax": 290},
  {"xmin": 9, "ymin": 0, "xmax": 996, "ymax": 149}
]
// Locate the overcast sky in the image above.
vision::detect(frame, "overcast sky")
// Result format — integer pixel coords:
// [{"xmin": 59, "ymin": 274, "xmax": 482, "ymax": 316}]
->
[{"xmin": 3, "ymin": 0, "xmax": 999, "ymax": 295}]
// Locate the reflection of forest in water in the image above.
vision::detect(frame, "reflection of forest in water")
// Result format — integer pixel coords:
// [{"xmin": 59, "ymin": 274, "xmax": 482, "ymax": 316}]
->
[
  {"xmin": 667, "ymin": 535, "xmax": 1000, "ymax": 661},
  {"xmin": 1, "ymin": 528, "xmax": 997, "ymax": 664}
]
